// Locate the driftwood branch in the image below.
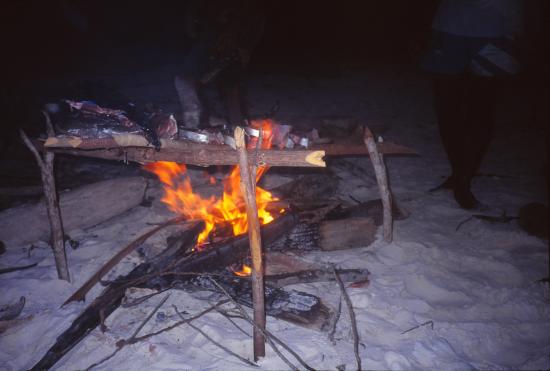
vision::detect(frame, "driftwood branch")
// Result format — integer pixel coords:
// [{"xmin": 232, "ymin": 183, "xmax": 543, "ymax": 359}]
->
[
  {"xmin": 20, "ymin": 129, "xmax": 69, "ymax": 281},
  {"xmin": 0, "ymin": 262, "xmax": 39, "ymax": 275},
  {"xmin": 363, "ymin": 126, "xmax": 393, "ymax": 243},
  {"xmin": 332, "ymin": 265, "xmax": 361, "ymax": 371},
  {"xmin": 235, "ymin": 126, "xmax": 266, "ymax": 360}
]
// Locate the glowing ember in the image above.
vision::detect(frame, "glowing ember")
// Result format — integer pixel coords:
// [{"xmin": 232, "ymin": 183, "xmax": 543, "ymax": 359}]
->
[
  {"xmin": 144, "ymin": 120, "xmax": 281, "ymax": 247},
  {"xmin": 233, "ymin": 264, "xmax": 252, "ymax": 277}
]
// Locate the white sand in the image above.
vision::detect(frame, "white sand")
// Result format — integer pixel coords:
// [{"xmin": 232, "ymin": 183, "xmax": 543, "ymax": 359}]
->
[{"xmin": 1, "ymin": 65, "xmax": 548, "ymax": 370}]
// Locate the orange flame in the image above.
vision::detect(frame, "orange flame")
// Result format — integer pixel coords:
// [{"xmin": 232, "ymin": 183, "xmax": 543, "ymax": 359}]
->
[
  {"xmin": 233, "ymin": 264, "xmax": 252, "ymax": 277},
  {"xmin": 144, "ymin": 120, "xmax": 280, "ymax": 247}
]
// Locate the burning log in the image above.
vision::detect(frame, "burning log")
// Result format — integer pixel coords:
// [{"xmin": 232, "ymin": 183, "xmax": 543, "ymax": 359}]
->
[{"xmin": 142, "ymin": 213, "xmax": 298, "ymax": 290}]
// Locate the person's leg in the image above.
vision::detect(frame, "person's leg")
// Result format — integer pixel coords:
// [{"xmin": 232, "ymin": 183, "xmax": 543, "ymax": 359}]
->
[
  {"xmin": 449, "ymin": 75, "xmax": 497, "ymax": 209},
  {"xmin": 175, "ymin": 32, "xmax": 216, "ymax": 130},
  {"xmin": 465, "ymin": 75, "xmax": 498, "ymax": 178},
  {"xmin": 432, "ymin": 74, "xmax": 468, "ymax": 190},
  {"xmin": 222, "ymin": 82, "xmax": 244, "ymax": 126},
  {"xmin": 174, "ymin": 75, "xmax": 202, "ymax": 129},
  {"xmin": 218, "ymin": 64, "xmax": 246, "ymax": 127}
]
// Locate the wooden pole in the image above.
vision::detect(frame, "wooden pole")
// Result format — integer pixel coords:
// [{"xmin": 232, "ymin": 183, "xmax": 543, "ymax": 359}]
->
[
  {"xmin": 43, "ymin": 137, "xmax": 325, "ymax": 168},
  {"xmin": 234, "ymin": 126, "xmax": 266, "ymax": 360},
  {"xmin": 20, "ymin": 112, "xmax": 70, "ymax": 281},
  {"xmin": 364, "ymin": 126, "xmax": 393, "ymax": 243}
]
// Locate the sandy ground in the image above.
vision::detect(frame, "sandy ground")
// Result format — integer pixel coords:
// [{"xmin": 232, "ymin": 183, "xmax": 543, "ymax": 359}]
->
[{"xmin": 0, "ymin": 61, "xmax": 548, "ymax": 370}]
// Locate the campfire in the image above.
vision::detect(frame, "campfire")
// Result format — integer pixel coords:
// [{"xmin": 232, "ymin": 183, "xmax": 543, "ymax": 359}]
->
[
  {"xmin": 24, "ymin": 101, "xmax": 410, "ymax": 369},
  {"xmin": 143, "ymin": 119, "xmax": 284, "ymax": 249}
]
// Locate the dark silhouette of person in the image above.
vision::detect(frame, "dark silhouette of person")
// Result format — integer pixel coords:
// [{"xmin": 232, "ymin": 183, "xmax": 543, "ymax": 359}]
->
[
  {"xmin": 422, "ymin": 0, "xmax": 523, "ymax": 209},
  {"xmin": 175, "ymin": 0, "xmax": 265, "ymax": 130}
]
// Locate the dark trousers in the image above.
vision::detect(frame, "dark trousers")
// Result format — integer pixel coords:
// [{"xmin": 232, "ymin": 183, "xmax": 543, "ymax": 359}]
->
[{"xmin": 433, "ymin": 74, "xmax": 498, "ymax": 191}]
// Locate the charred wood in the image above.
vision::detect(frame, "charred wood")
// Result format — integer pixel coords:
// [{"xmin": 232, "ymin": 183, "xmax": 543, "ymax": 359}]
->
[
  {"xmin": 31, "ymin": 223, "xmax": 204, "ymax": 371},
  {"xmin": 183, "ymin": 274, "xmax": 333, "ymax": 332},
  {"xmin": 32, "ymin": 207, "xmax": 377, "ymax": 369},
  {"xmin": 32, "ymin": 214, "xmax": 295, "ymax": 370}
]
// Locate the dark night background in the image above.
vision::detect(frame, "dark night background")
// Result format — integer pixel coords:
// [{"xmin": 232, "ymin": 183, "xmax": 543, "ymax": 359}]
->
[
  {"xmin": 1, "ymin": 1, "xmax": 440, "ymax": 75},
  {"xmin": 0, "ymin": 1, "xmax": 547, "ymax": 182},
  {"xmin": 1, "ymin": 1, "xmax": 547, "ymax": 121}
]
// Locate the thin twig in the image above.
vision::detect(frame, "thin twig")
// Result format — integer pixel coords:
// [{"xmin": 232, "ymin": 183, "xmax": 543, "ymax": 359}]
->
[
  {"xmin": 86, "ymin": 294, "xmax": 170, "ymax": 370},
  {"xmin": 174, "ymin": 305, "xmax": 258, "ymax": 367},
  {"xmin": 85, "ymin": 348, "xmax": 119, "ymax": 371},
  {"xmin": 349, "ymin": 195, "xmax": 362, "ymax": 205},
  {"xmin": 99, "ymin": 271, "xmax": 235, "ymax": 287},
  {"xmin": 329, "ymin": 295, "xmax": 343, "ymax": 344},
  {"xmin": 260, "ymin": 327, "xmax": 315, "ymax": 371},
  {"xmin": 455, "ymin": 216, "xmax": 474, "ymax": 231},
  {"xmin": 128, "ymin": 294, "xmax": 170, "ymax": 341},
  {"xmin": 121, "ymin": 288, "xmax": 171, "ymax": 308},
  {"xmin": 207, "ymin": 277, "xmax": 300, "ymax": 371},
  {"xmin": 209, "ymin": 277, "xmax": 316, "ymax": 371},
  {"xmin": 332, "ymin": 265, "xmax": 361, "ymax": 371},
  {"xmin": 456, "ymin": 212, "xmax": 518, "ymax": 231},
  {"xmin": 129, "ymin": 300, "xmax": 229, "ymax": 344},
  {"xmin": 216, "ymin": 308, "xmax": 251, "ymax": 337},
  {"xmin": 401, "ymin": 320, "xmax": 434, "ymax": 335}
]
